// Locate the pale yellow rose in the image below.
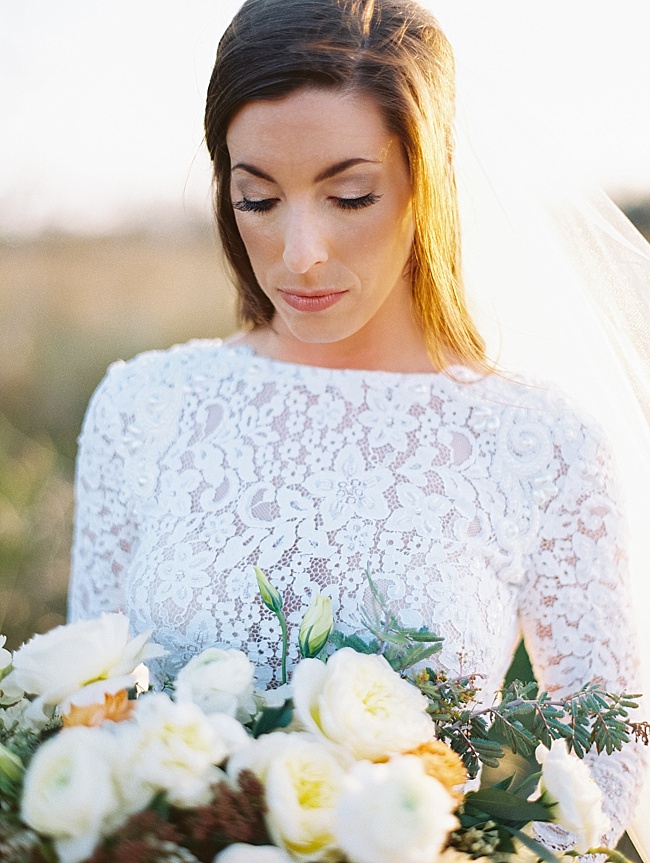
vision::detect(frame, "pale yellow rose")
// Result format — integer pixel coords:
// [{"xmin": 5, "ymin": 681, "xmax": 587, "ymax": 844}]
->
[
  {"xmin": 292, "ymin": 648, "xmax": 434, "ymax": 760},
  {"xmin": 229, "ymin": 731, "xmax": 348, "ymax": 862}
]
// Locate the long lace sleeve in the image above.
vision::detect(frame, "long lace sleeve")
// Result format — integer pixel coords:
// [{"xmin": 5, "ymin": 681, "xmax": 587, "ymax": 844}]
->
[
  {"xmin": 68, "ymin": 361, "xmax": 137, "ymax": 621},
  {"xmin": 518, "ymin": 417, "xmax": 648, "ymax": 845}
]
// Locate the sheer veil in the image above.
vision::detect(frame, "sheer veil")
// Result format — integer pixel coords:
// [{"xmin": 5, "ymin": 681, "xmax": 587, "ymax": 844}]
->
[{"xmin": 443, "ymin": 29, "xmax": 650, "ymax": 861}]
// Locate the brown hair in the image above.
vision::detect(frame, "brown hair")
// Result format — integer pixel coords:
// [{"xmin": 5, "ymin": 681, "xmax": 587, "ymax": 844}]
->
[{"xmin": 204, "ymin": 0, "xmax": 487, "ymax": 371}]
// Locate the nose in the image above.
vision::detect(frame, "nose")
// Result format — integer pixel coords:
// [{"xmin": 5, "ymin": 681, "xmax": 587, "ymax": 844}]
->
[{"xmin": 282, "ymin": 208, "xmax": 328, "ymax": 273}]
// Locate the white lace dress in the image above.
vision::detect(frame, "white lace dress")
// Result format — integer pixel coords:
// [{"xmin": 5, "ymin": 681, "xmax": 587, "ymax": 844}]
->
[{"xmin": 68, "ymin": 340, "xmax": 646, "ymax": 842}]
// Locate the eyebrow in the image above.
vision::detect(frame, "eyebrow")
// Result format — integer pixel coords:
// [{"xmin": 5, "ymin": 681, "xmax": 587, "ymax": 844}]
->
[{"xmin": 231, "ymin": 157, "xmax": 379, "ymax": 184}]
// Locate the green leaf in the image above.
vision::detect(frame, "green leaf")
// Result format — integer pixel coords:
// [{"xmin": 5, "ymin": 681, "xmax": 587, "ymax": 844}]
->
[
  {"xmin": 491, "ymin": 775, "xmax": 516, "ymax": 792},
  {"xmin": 387, "ymin": 642, "xmax": 444, "ymax": 671},
  {"xmin": 328, "ymin": 630, "xmax": 379, "ymax": 654},
  {"xmin": 492, "ymin": 713, "xmax": 538, "ymax": 755},
  {"xmin": 397, "ymin": 627, "xmax": 444, "ymax": 644},
  {"xmin": 149, "ymin": 791, "xmax": 171, "ymax": 819},
  {"xmin": 512, "ymin": 770, "xmax": 542, "ymax": 799},
  {"xmin": 252, "ymin": 700, "xmax": 294, "ymax": 738},
  {"xmin": 0, "ymin": 741, "xmax": 23, "ymax": 784},
  {"xmin": 464, "ymin": 788, "xmax": 554, "ymax": 825}
]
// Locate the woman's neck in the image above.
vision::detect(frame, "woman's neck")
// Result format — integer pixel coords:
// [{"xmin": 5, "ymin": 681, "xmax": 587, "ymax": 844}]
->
[{"xmin": 230, "ymin": 288, "xmax": 440, "ymax": 373}]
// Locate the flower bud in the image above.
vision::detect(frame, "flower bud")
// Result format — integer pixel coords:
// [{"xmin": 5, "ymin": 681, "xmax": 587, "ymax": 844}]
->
[
  {"xmin": 254, "ymin": 567, "xmax": 283, "ymax": 616},
  {"xmin": 0, "ymin": 635, "xmax": 13, "ymax": 683},
  {"xmin": 299, "ymin": 594, "xmax": 333, "ymax": 658}
]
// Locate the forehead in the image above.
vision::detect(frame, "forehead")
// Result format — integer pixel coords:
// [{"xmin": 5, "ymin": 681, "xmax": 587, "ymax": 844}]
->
[{"xmin": 226, "ymin": 88, "xmax": 396, "ymax": 166}]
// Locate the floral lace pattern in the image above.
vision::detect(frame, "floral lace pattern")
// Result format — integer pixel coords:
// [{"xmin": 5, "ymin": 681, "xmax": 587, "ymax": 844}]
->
[{"xmin": 68, "ymin": 340, "xmax": 646, "ymax": 841}]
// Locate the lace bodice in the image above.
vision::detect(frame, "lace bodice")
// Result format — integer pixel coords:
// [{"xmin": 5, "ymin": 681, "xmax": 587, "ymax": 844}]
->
[{"xmin": 68, "ymin": 340, "xmax": 646, "ymax": 841}]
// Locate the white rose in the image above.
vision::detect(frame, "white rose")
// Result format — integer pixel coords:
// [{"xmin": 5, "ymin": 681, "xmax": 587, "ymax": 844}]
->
[
  {"xmin": 214, "ymin": 844, "xmax": 294, "ymax": 863},
  {"xmin": 175, "ymin": 648, "xmax": 256, "ymax": 722},
  {"xmin": 6, "ymin": 614, "xmax": 165, "ymax": 715},
  {"xmin": 21, "ymin": 726, "xmax": 126, "ymax": 863},
  {"xmin": 535, "ymin": 739, "xmax": 611, "ymax": 854},
  {"xmin": 122, "ymin": 692, "xmax": 231, "ymax": 809},
  {"xmin": 334, "ymin": 756, "xmax": 459, "ymax": 863},
  {"xmin": 292, "ymin": 649, "xmax": 434, "ymax": 760},
  {"xmin": 231, "ymin": 732, "xmax": 347, "ymax": 862}
]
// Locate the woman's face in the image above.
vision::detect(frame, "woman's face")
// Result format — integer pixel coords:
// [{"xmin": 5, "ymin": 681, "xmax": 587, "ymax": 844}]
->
[{"xmin": 226, "ymin": 88, "xmax": 417, "ymax": 360}]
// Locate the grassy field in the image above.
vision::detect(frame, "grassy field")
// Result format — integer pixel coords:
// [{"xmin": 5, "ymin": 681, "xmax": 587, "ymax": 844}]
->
[{"xmin": 0, "ymin": 226, "xmax": 237, "ymax": 648}]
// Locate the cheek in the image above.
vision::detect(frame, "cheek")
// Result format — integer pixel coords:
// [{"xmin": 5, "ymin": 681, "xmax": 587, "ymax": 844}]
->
[
  {"xmin": 355, "ymin": 205, "xmax": 414, "ymax": 273},
  {"xmin": 234, "ymin": 216, "xmax": 277, "ymax": 270}
]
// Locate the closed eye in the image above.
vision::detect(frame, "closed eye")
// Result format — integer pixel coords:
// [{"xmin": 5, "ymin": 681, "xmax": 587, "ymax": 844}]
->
[
  {"xmin": 232, "ymin": 197, "xmax": 277, "ymax": 213},
  {"xmin": 335, "ymin": 193, "xmax": 382, "ymax": 211}
]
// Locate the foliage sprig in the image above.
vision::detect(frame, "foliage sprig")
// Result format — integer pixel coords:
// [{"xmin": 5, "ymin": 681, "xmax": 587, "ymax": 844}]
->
[{"xmin": 329, "ymin": 567, "xmax": 443, "ymax": 673}]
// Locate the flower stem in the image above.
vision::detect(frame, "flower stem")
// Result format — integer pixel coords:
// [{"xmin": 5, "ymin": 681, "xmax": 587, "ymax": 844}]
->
[{"xmin": 280, "ymin": 614, "xmax": 288, "ymax": 685}]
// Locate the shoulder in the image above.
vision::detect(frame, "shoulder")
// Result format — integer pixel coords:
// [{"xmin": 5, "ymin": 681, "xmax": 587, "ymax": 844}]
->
[
  {"xmin": 456, "ymin": 367, "xmax": 605, "ymax": 432},
  {"xmin": 450, "ymin": 368, "xmax": 614, "ymax": 483},
  {"xmin": 79, "ymin": 339, "xmax": 243, "ymax": 441},
  {"xmin": 103, "ymin": 338, "xmax": 227, "ymax": 388},
  {"xmin": 87, "ymin": 338, "xmax": 245, "ymax": 411}
]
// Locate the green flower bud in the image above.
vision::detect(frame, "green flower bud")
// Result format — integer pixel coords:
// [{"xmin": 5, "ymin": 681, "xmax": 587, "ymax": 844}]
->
[
  {"xmin": 299, "ymin": 593, "xmax": 334, "ymax": 658},
  {"xmin": 254, "ymin": 567, "xmax": 283, "ymax": 615},
  {"xmin": 0, "ymin": 741, "xmax": 24, "ymax": 784}
]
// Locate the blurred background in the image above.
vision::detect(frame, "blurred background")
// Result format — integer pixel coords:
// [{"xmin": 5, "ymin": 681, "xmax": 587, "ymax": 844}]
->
[{"xmin": 1, "ymin": 0, "xmax": 650, "ymax": 651}]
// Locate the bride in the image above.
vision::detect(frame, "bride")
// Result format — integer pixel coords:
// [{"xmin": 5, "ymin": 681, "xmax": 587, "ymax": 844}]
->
[{"xmin": 67, "ymin": 0, "xmax": 649, "ymax": 853}]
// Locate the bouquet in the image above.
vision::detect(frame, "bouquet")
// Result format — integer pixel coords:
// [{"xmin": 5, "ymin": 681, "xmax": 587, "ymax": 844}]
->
[{"xmin": 0, "ymin": 567, "xmax": 647, "ymax": 863}]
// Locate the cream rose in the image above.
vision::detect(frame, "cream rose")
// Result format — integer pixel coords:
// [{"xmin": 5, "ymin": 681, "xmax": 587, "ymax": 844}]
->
[
  {"xmin": 229, "ymin": 731, "xmax": 347, "ymax": 862},
  {"xmin": 174, "ymin": 647, "xmax": 256, "ymax": 722},
  {"xmin": 21, "ymin": 726, "xmax": 126, "ymax": 863},
  {"xmin": 535, "ymin": 740, "xmax": 610, "ymax": 853},
  {"xmin": 334, "ymin": 756, "xmax": 459, "ymax": 863},
  {"xmin": 122, "ymin": 692, "xmax": 230, "ymax": 809},
  {"xmin": 6, "ymin": 614, "xmax": 165, "ymax": 716},
  {"xmin": 214, "ymin": 844, "xmax": 294, "ymax": 863},
  {"xmin": 292, "ymin": 648, "xmax": 434, "ymax": 760}
]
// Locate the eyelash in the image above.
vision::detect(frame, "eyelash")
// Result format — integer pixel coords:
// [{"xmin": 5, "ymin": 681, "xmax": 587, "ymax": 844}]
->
[
  {"xmin": 232, "ymin": 193, "xmax": 382, "ymax": 214},
  {"xmin": 336, "ymin": 193, "xmax": 382, "ymax": 210}
]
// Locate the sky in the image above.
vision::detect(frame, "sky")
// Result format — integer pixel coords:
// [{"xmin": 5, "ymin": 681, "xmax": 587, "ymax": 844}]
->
[{"xmin": 1, "ymin": 0, "xmax": 649, "ymax": 236}]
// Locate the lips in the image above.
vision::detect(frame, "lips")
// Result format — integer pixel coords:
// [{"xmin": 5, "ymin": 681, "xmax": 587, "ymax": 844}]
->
[{"xmin": 278, "ymin": 289, "xmax": 347, "ymax": 312}]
